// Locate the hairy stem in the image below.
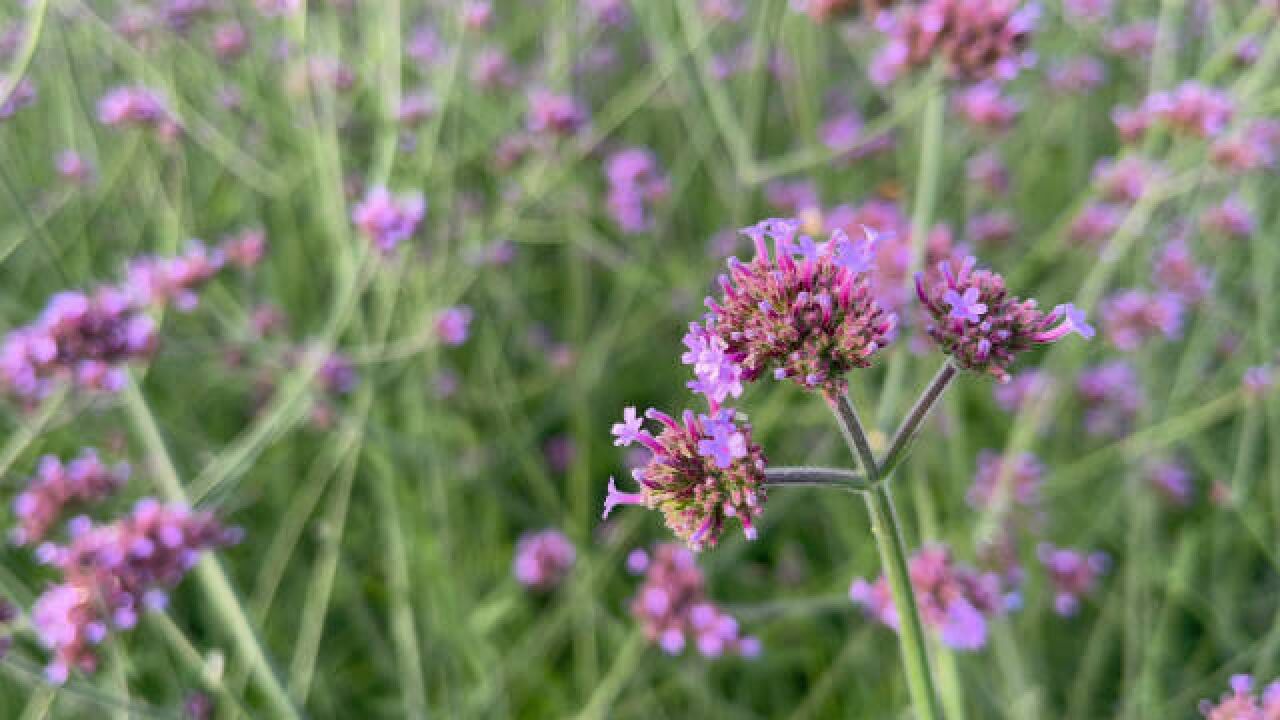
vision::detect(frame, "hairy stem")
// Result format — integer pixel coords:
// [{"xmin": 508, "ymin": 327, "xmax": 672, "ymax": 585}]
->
[
  {"xmin": 764, "ymin": 466, "xmax": 869, "ymax": 492},
  {"xmin": 880, "ymin": 361, "xmax": 958, "ymax": 477},
  {"xmin": 827, "ymin": 392, "xmax": 943, "ymax": 720}
]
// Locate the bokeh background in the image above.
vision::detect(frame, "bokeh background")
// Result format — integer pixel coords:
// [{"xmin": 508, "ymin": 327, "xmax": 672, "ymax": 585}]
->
[{"xmin": 0, "ymin": 0, "xmax": 1278, "ymax": 718}]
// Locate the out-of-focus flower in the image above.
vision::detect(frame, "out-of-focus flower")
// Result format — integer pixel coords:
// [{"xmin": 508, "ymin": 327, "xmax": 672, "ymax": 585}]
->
[
  {"xmin": 352, "ymin": 187, "xmax": 426, "ymax": 253},
  {"xmin": 11, "ymin": 450, "xmax": 130, "ymax": 546},
  {"xmin": 1063, "ymin": 0, "xmax": 1111, "ymax": 23},
  {"xmin": 397, "ymin": 91, "xmax": 437, "ymax": 127},
  {"xmin": 55, "ymin": 150, "xmax": 94, "ymax": 186},
  {"xmin": 605, "ymin": 405, "xmax": 766, "ymax": 549},
  {"xmin": 702, "ymin": 0, "xmax": 746, "ymax": 22},
  {"xmin": 31, "ymin": 500, "xmax": 241, "ymax": 683},
  {"xmin": 1077, "ymin": 361, "xmax": 1144, "ymax": 438},
  {"xmin": 631, "ymin": 544, "xmax": 758, "ymax": 657},
  {"xmin": 1070, "ymin": 202, "xmax": 1126, "ymax": 246},
  {"xmin": 211, "ymin": 21, "xmax": 250, "ymax": 62},
  {"xmin": 1198, "ymin": 674, "xmax": 1280, "ymax": 719},
  {"xmin": 318, "ymin": 352, "xmax": 357, "ymax": 396},
  {"xmin": 124, "ymin": 241, "xmax": 225, "ymax": 312},
  {"xmin": 916, "ymin": 256, "xmax": 1093, "ymax": 382},
  {"xmin": 254, "ymin": 0, "xmax": 301, "ymax": 17},
  {"xmin": 434, "ymin": 306, "xmax": 473, "ymax": 347},
  {"xmin": 605, "ymin": 147, "xmax": 670, "ymax": 233},
  {"xmin": 526, "ymin": 89, "xmax": 590, "ymax": 137},
  {"xmin": 1047, "ymin": 56, "xmax": 1107, "ymax": 94},
  {"xmin": 851, "ymin": 544, "xmax": 1008, "ymax": 651},
  {"xmin": 1201, "ymin": 195, "xmax": 1256, "ymax": 239},
  {"xmin": 1104, "ymin": 21, "xmax": 1157, "ymax": 59},
  {"xmin": 870, "ymin": 0, "xmax": 1038, "ymax": 86},
  {"xmin": 953, "ymin": 83, "xmax": 1021, "ymax": 131},
  {"xmin": 1211, "ymin": 119, "xmax": 1280, "ymax": 173},
  {"xmin": 966, "ymin": 211, "xmax": 1017, "ymax": 246},
  {"xmin": 993, "ymin": 369, "xmax": 1052, "ymax": 412},
  {"xmin": 1099, "ymin": 289, "xmax": 1184, "ymax": 350},
  {"xmin": 471, "ymin": 47, "xmax": 517, "ymax": 90},
  {"xmin": 1152, "ymin": 237, "xmax": 1211, "ymax": 303},
  {"xmin": 1037, "ymin": 544, "xmax": 1108, "ymax": 616},
  {"xmin": 220, "ymin": 229, "xmax": 268, "ymax": 271},
  {"xmin": 513, "ymin": 530, "xmax": 576, "ymax": 590},
  {"xmin": 1244, "ymin": 366, "xmax": 1275, "ymax": 398},
  {"xmin": 461, "ymin": 1, "xmax": 494, "ymax": 31},
  {"xmin": 967, "ymin": 151, "xmax": 1010, "ymax": 196},
  {"xmin": 1145, "ymin": 458, "xmax": 1194, "ymax": 506},
  {"xmin": 0, "ymin": 75, "xmax": 36, "ymax": 120},
  {"xmin": 967, "ymin": 450, "xmax": 1043, "ymax": 511},
  {"xmin": 98, "ymin": 86, "xmax": 179, "ymax": 140},
  {"xmin": 1092, "ymin": 156, "xmax": 1164, "ymax": 205},
  {"xmin": 584, "ymin": 0, "xmax": 631, "ymax": 28}
]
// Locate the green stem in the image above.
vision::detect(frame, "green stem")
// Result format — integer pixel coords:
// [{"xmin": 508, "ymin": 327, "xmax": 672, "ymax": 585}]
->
[
  {"xmin": 826, "ymin": 393, "xmax": 943, "ymax": 720},
  {"xmin": 880, "ymin": 362, "xmax": 958, "ymax": 477},
  {"xmin": 121, "ymin": 376, "xmax": 302, "ymax": 720},
  {"xmin": 763, "ymin": 466, "xmax": 869, "ymax": 492}
]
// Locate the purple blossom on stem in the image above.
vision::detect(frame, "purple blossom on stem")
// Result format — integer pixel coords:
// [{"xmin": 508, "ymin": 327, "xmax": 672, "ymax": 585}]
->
[
  {"xmin": 630, "ymin": 544, "xmax": 758, "ymax": 658},
  {"xmin": 352, "ymin": 187, "xmax": 426, "ymax": 254},
  {"xmin": 435, "ymin": 306, "xmax": 473, "ymax": 347},
  {"xmin": 602, "ymin": 406, "xmax": 766, "ymax": 549},
  {"xmin": 697, "ymin": 218, "xmax": 895, "ymax": 394},
  {"xmin": 512, "ymin": 530, "xmax": 576, "ymax": 591},
  {"xmin": 1037, "ymin": 543, "xmax": 1108, "ymax": 616},
  {"xmin": 915, "ymin": 256, "xmax": 1091, "ymax": 382},
  {"xmin": 11, "ymin": 450, "xmax": 130, "ymax": 546}
]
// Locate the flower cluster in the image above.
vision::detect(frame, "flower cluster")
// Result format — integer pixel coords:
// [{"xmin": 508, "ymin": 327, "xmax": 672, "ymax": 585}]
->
[
  {"xmin": 695, "ymin": 218, "xmax": 895, "ymax": 396},
  {"xmin": 512, "ymin": 530, "xmax": 577, "ymax": 590},
  {"xmin": 1145, "ymin": 458, "xmax": 1194, "ymax": 506},
  {"xmin": 851, "ymin": 544, "xmax": 1009, "ymax": 651},
  {"xmin": 1099, "ymin": 289, "xmax": 1183, "ymax": 351},
  {"xmin": 915, "ymin": 256, "xmax": 1093, "ymax": 382},
  {"xmin": 526, "ymin": 89, "xmax": 589, "ymax": 137},
  {"xmin": 11, "ymin": 450, "xmax": 130, "ymax": 546},
  {"xmin": 1077, "ymin": 361, "xmax": 1144, "ymax": 438},
  {"xmin": 1036, "ymin": 543, "xmax": 1108, "ymax": 616},
  {"xmin": 97, "ymin": 86, "xmax": 180, "ymax": 140},
  {"xmin": 0, "ymin": 76, "xmax": 36, "ymax": 120},
  {"xmin": 1201, "ymin": 195, "xmax": 1256, "ymax": 239},
  {"xmin": 606, "ymin": 406, "xmax": 766, "ymax": 550},
  {"xmin": 31, "ymin": 499, "xmax": 241, "ymax": 683},
  {"xmin": 1092, "ymin": 156, "xmax": 1164, "ymax": 205},
  {"xmin": 629, "ymin": 544, "xmax": 759, "ymax": 658},
  {"xmin": 1114, "ymin": 82, "xmax": 1235, "ymax": 143},
  {"xmin": 953, "ymin": 82, "xmax": 1021, "ymax": 132},
  {"xmin": 967, "ymin": 450, "xmax": 1043, "ymax": 512},
  {"xmin": 1047, "ymin": 56, "xmax": 1106, "ymax": 94},
  {"xmin": 870, "ymin": 0, "xmax": 1039, "ymax": 86},
  {"xmin": 1199, "ymin": 674, "xmax": 1280, "ymax": 719},
  {"xmin": 604, "ymin": 147, "xmax": 670, "ymax": 234},
  {"xmin": 1211, "ymin": 119, "xmax": 1280, "ymax": 173},
  {"xmin": 435, "ymin": 306, "xmax": 474, "ymax": 347},
  {"xmin": 352, "ymin": 187, "xmax": 427, "ymax": 254},
  {"xmin": 1, "ymin": 240, "xmax": 240, "ymax": 402}
]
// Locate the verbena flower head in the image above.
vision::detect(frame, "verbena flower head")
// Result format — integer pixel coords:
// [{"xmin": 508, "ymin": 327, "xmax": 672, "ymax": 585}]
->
[
  {"xmin": 953, "ymin": 82, "xmax": 1022, "ymax": 132},
  {"xmin": 1092, "ymin": 156, "xmax": 1164, "ymax": 205},
  {"xmin": 992, "ymin": 369, "xmax": 1052, "ymax": 412},
  {"xmin": 55, "ymin": 150, "xmax": 94, "ymax": 185},
  {"xmin": 1077, "ymin": 361, "xmax": 1144, "ymax": 438},
  {"xmin": 1199, "ymin": 674, "xmax": 1280, "ymax": 719},
  {"xmin": 1048, "ymin": 55, "xmax": 1106, "ymax": 94},
  {"xmin": 1202, "ymin": 195, "xmax": 1256, "ymax": 239},
  {"xmin": 915, "ymin": 256, "xmax": 1093, "ymax": 382},
  {"xmin": 630, "ymin": 544, "xmax": 759, "ymax": 658},
  {"xmin": 123, "ymin": 241, "xmax": 225, "ymax": 311},
  {"xmin": 435, "ymin": 306, "xmax": 474, "ymax": 347},
  {"xmin": 604, "ymin": 147, "xmax": 669, "ymax": 234},
  {"xmin": 1099, "ymin": 289, "xmax": 1183, "ymax": 351},
  {"xmin": 512, "ymin": 530, "xmax": 576, "ymax": 590},
  {"xmin": 0, "ymin": 76, "xmax": 36, "ymax": 120},
  {"xmin": 605, "ymin": 405, "xmax": 766, "ymax": 550},
  {"xmin": 1104, "ymin": 21, "xmax": 1157, "ymax": 59},
  {"xmin": 1145, "ymin": 458, "xmax": 1194, "ymax": 506},
  {"xmin": 1037, "ymin": 543, "xmax": 1108, "ymax": 616},
  {"xmin": 12, "ymin": 450, "xmax": 130, "ymax": 546},
  {"xmin": 851, "ymin": 544, "xmax": 1008, "ymax": 651},
  {"xmin": 352, "ymin": 187, "xmax": 426, "ymax": 253},
  {"xmin": 97, "ymin": 86, "xmax": 179, "ymax": 139},
  {"xmin": 526, "ymin": 89, "xmax": 590, "ymax": 137},
  {"xmin": 967, "ymin": 450, "xmax": 1044, "ymax": 511},
  {"xmin": 32, "ymin": 499, "xmax": 241, "ymax": 683},
  {"xmin": 869, "ymin": 0, "xmax": 1039, "ymax": 86},
  {"xmin": 696, "ymin": 218, "xmax": 895, "ymax": 395}
]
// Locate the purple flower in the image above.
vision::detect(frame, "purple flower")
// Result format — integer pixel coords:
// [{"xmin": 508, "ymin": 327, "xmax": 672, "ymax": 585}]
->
[
  {"xmin": 526, "ymin": 89, "xmax": 589, "ymax": 137},
  {"xmin": 869, "ymin": 0, "xmax": 1038, "ymax": 86},
  {"xmin": 1038, "ymin": 544, "xmax": 1108, "ymax": 616},
  {"xmin": 612, "ymin": 407, "xmax": 645, "ymax": 447},
  {"xmin": 603, "ymin": 406, "xmax": 766, "ymax": 549},
  {"xmin": 698, "ymin": 218, "xmax": 895, "ymax": 395},
  {"xmin": 604, "ymin": 148, "xmax": 669, "ymax": 234},
  {"xmin": 11, "ymin": 450, "xmax": 130, "ymax": 546},
  {"xmin": 915, "ymin": 256, "xmax": 1091, "ymax": 382},
  {"xmin": 435, "ymin": 306, "xmax": 473, "ymax": 347},
  {"xmin": 512, "ymin": 530, "xmax": 576, "ymax": 591},
  {"xmin": 630, "ymin": 544, "xmax": 757, "ymax": 658},
  {"xmin": 0, "ymin": 75, "xmax": 36, "ymax": 120},
  {"xmin": 352, "ymin": 188, "xmax": 426, "ymax": 253},
  {"xmin": 681, "ymin": 323, "xmax": 745, "ymax": 405}
]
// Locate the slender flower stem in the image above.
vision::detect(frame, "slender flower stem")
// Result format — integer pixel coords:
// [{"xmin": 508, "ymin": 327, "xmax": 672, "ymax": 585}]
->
[
  {"xmin": 764, "ymin": 467, "xmax": 869, "ymax": 492},
  {"xmin": 880, "ymin": 362, "xmax": 959, "ymax": 477},
  {"xmin": 826, "ymin": 392, "xmax": 944, "ymax": 720}
]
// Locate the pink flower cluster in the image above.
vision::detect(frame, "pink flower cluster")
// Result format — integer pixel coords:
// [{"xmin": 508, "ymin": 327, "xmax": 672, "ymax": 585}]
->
[
  {"xmin": 851, "ymin": 544, "xmax": 1008, "ymax": 651},
  {"xmin": 1201, "ymin": 195, "xmax": 1256, "ymax": 240},
  {"xmin": 97, "ymin": 86, "xmax": 180, "ymax": 140},
  {"xmin": 31, "ymin": 499, "xmax": 241, "ymax": 683},
  {"xmin": 526, "ymin": 89, "xmax": 590, "ymax": 137},
  {"xmin": 967, "ymin": 450, "xmax": 1044, "ymax": 511},
  {"xmin": 1099, "ymin": 289, "xmax": 1184, "ymax": 351},
  {"xmin": 695, "ymin": 218, "xmax": 895, "ymax": 395},
  {"xmin": 869, "ymin": 0, "xmax": 1038, "ymax": 86},
  {"xmin": 606, "ymin": 405, "xmax": 766, "ymax": 550},
  {"xmin": 124, "ymin": 241, "xmax": 226, "ymax": 311},
  {"xmin": 1047, "ymin": 56, "xmax": 1106, "ymax": 94},
  {"xmin": 512, "ymin": 530, "xmax": 576, "ymax": 590},
  {"xmin": 1114, "ymin": 82, "xmax": 1235, "ymax": 143},
  {"xmin": 0, "ymin": 76, "xmax": 36, "ymax": 120},
  {"xmin": 915, "ymin": 256, "xmax": 1093, "ymax": 382},
  {"xmin": 604, "ymin": 147, "xmax": 670, "ymax": 234},
  {"xmin": 1211, "ymin": 119, "xmax": 1280, "ymax": 173},
  {"xmin": 1145, "ymin": 458, "xmax": 1194, "ymax": 506},
  {"xmin": 1077, "ymin": 361, "xmax": 1144, "ymax": 438},
  {"xmin": 435, "ymin": 306, "xmax": 474, "ymax": 347},
  {"xmin": 1036, "ymin": 544, "xmax": 1108, "ymax": 616},
  {"xmin": 11, "ymin": 450, "xmax": 130, "ymax": 547},
  {"xmin": 351, "ymin": 187, "xmax": 427, "ymax": 253},
  {"xmin": 1200, "ymin": 674, "xmax": 1280, "ymax": 720},
  {"xmin": 630, "ymin": 544, "xmax": 759, "ymax": 657},
  {"xmin": 953, "ymin": 82, "xmax": 1021, "ymax": 132}
]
